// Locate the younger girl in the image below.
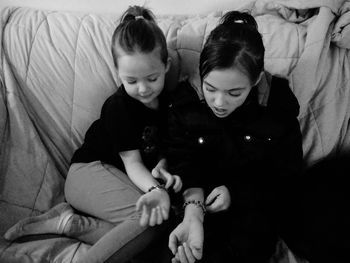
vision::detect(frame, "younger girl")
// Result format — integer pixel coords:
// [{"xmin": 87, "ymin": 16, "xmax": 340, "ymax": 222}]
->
[
  {"xmin": 165, "ymin": 11, "xmax": 303, "ymax": 263},
  {"xmin": 5, "ymin": 5, "xmax": 181, "ymax": 263}
]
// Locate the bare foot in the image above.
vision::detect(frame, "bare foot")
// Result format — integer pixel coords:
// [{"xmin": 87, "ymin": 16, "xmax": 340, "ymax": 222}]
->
[{"xmin": 4, "ymin": 202, "xmax": 74, "ymax": 241}]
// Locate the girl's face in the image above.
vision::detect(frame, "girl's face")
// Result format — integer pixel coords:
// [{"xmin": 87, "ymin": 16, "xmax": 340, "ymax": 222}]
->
[
  {"xmin": 202, "ymin": 68, "xmax": 254, "ymax": 118},
  {"xmin": 117, "ymin": 47, "xmax": 170, "ymax": 109}
]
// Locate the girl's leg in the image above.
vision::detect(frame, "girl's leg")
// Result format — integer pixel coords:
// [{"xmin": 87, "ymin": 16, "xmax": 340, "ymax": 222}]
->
[
  {"xmin": 5, "ymin": 161, "xmax": 168, "ymax": 262},
  {"xmin": 64, "ymin": 161, "xmax": 143, "ymax": 225},
  {"xmin": 4, "ymin": 202, "xmax": 115, "ymax": 245},
  {"xmin": 65, "ymin": 161, "xmax": 167, "ymax": 262},
  {"xmin": 5, "ymin": 161, "xmax": 144, "ymax": 245},
  {"xmin": 4, "ymin": 161, "xmax": 124, "ymax": 244}
]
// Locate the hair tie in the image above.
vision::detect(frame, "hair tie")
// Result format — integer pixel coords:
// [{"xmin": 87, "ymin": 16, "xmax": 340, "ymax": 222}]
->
[
  {"xmin": 135, "ymin": 15, "xmax": 144, "ymax": 20},
  {"xmin": 234, "ymin": 19, "xmax": 245, "ymax": 24}
]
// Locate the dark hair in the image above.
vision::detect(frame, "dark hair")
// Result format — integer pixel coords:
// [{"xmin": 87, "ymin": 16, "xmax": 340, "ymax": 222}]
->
[
  {"xmin": 111, "ymin": 6, "xmax": 168, "ymax": 68},
  {"xmin": 199, "ymin": 11, "xmax": 264, "ymax": 85}
]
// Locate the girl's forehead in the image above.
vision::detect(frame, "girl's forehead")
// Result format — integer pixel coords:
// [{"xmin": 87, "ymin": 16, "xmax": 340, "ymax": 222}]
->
[
  {"xmin": 204, "ymin": 68, "xmax": 251, "ymax": 89},
  {"xmin": 117, "ymin": 49, "xmax": 165, "ymax": 77},
  {"xmin": 115, "ymin": 45, "xmax": 162, "ymax": 59}
]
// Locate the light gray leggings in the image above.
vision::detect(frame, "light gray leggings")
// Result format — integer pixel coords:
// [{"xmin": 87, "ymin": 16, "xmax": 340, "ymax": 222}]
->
[{"xmin": 64, "ymin": 161, "xmax": 163, "ymax": 263}]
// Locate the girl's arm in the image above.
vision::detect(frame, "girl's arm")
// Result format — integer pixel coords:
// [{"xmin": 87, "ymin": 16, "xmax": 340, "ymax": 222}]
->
[
  {"xmin": 182, "ymin": 188, "xmax": 205, "ymax": 223},
  {"xmin": 169, "ymin": 188, "xmax": 205, "ymax": 262},
  {"xmin": 119, "ymin": 149, "xmax": 160, "ymax": 192},
  {"xmin": 120, "ymin": 149, "xmax": 171, "ymax": 227}
]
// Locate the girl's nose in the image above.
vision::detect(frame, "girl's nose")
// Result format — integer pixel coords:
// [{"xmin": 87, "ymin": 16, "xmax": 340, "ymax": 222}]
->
[
  {"xmin": 138, "ymin": 82, "xmax": 149, "ymax": 94},
  {"xmin": 214, "ymin": 93, "xmax": 225, "ymax": 107}
]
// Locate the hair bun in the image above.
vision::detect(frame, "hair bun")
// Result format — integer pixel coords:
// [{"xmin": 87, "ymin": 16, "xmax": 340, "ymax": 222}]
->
[
  {"xmin": 120, "ymin": 5, "xmax": 155, "ymax": 24},
  {"xmin": 220, "ymin": 11, "xmax": 258, "ymax": 30}
]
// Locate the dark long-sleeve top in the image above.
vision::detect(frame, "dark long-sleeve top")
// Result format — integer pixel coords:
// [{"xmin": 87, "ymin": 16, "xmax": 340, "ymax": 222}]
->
[
  {"xmin": 164, "ymin": 76, "xmax": 303, "ymax": 198},
  {"xmin": 71, "ymin": 85, "xmax": 169, "ymax": 172}
]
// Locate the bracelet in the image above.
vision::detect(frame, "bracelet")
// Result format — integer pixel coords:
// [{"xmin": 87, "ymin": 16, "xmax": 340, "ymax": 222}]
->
[
  {"xmin": 183, "ymin": 200, "xmax": 206, "ymax": 215},
  {"xmin": 148, "ymin": 184, "xmax": 166, "ymax": 193}
]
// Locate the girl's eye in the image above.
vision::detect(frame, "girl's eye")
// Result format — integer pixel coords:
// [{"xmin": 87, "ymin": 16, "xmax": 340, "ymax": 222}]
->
[
  {"xmin": 228, "ymin": 92, "xmax": 241, "ymax": 97},
  {"xmin": 148, "ymin": 77, "xmax": 158, "ymax": 82},
  {"xmin": 205, "ymin": 86, "xmax": 215, "ymax": 92},
  {"xmin": 127, "ymin": 80, "xmax": 136, "ymax": 84}
]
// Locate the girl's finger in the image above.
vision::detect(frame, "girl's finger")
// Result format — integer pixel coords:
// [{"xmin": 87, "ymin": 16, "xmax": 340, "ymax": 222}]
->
[
  {"xmin": 160, "ymin": 168, "xmax": 174, "ymax": 189},
  {"xmin": 206, "ymin": 196, "xmax": 222, "ymax": 213},
  {"xmin": 156, "ymin": 206, "xmax": 163, "ymax": 225},
  {"xmin": 205, "ymin": 189, "xmax": 219, "ymax": 206},
  {"xmin": 190, "ymin": 243, "xmax": 203, "ymax": 260},
  {"xmin": 135, "ymin": 195, "xmax": 145, "ymax": 212},
  {"xmin": 161, "ymin": 206, "xmax": 169, "ymax": 220},
  {"xmin": 178, "ymin": 245, "xmax": 189, "ymax": 263},
  {"xmin": 140, "ymin": 205, "xmax": 149, "ymax": 227},
  {"xmin": 169, "ymin": 233, "xmax": 178, "ymax": 255},
  {"xmin": 149, "ymin": 208, "xmax": 157, "ymax": 226},
  {"xmin": 151, "ymin": 167, "xmax": 160, "ymax": 178},
  {"xmin": 183, "ymin": 242, "xmax": 196, "ymax": 263},
  {"xmin": 173, "ymin": 175, "xmax": 183, "ymax": 192}
]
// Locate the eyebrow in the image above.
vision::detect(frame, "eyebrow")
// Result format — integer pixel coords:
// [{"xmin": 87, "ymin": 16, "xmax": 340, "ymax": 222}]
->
[
  {"xmin": 204, "ymin": 80, "xmax": 246, "ymax": 92},
  {"xmin": 123, "ymin": 73, "xmax": 159, "ymax": 79}
]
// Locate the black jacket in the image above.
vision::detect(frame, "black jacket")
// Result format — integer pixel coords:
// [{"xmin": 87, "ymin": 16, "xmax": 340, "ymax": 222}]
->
[{"xmin": 165, "ymin": 77, "xmax": 303, "ymax": 198}]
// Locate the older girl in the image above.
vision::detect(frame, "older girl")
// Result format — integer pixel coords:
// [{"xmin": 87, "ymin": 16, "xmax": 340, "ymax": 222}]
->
[{"xmin": 166, "ymin": 10, "xmax": 303, "ymax": 263}]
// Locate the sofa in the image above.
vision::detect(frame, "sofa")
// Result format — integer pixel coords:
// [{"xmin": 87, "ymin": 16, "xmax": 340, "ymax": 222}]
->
[{"xmin": 1, "ymin": 0, "xmax": 350, "ymax": 262}]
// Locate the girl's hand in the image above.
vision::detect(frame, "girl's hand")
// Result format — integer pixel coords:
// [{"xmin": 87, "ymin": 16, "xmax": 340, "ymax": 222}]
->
[
  {"xmin": 136, "ymin": 188, "xmax": 170, "ymax": 227},
  {"xmin": 205, "ymin": 185, "xmax": 231, "ymax": 213},
  {"xmin": 152, "ymin": 159, "xmax": 182, "ymax": 192},
  {"xmin": 169, "ymin": 217, "xmax": 204, "ymax": 263}
]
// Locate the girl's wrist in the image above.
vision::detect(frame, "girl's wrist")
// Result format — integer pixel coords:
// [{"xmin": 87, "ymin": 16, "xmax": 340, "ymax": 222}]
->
[
  {"xmin": 183, "ymin": 202, "xmax": 205, "ymax": 223},
  {"xmin": 148, "ymin": 184, "xmax": 166, "ymax": 193}
]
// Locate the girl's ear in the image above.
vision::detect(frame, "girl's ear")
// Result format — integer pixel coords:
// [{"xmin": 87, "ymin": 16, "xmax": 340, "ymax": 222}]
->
[
  {"xmin": 252, "ymin": 71, "xmax": 264, "ymax": 86},
  {"xmin": 165, "ymin": 57, "xmax": 172, "ymax": 73}
]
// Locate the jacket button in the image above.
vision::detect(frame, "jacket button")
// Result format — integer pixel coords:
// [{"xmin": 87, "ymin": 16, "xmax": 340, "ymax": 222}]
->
[
  {"xmin": 267, "ymin": 137, "xmax": 272, "ymax": 141},
  {"xmin": 169, "ymin": 103, "xmax": 173, "ymax": 108},
  {"xmin": 198, "ymin": 137, "xmax": 205, "ymax": 144},
  {"xmin": 244, "ymin": 135, "xmax": 251, "ymax": 142}
]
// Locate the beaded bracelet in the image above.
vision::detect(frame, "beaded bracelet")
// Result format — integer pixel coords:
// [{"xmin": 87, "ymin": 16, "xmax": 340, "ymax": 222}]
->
[
  {"xmin": 183, "ymin": 200, "xmax": 206, "ymax": 215},
  {"xmin": 148, "ymin": 184, "xmax": 167, "ymax": 193}
]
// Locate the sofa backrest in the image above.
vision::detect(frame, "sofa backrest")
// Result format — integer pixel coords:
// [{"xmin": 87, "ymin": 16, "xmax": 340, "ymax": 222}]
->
[
  {"xmin": 2, "ymin": 3, "xmax": 350, "ymax": 236},
  {"xmin": 0, "ymin": 7, "xmax": 304, "ymax": 160}
]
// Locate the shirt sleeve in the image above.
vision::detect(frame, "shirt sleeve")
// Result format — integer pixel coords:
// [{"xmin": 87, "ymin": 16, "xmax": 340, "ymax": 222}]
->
[{"xmin": 100, "ymin": 94, "xmax": 141, "ymax": 156}]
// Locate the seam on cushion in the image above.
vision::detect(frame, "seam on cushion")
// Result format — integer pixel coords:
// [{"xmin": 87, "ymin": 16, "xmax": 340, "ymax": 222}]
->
[
  {"xmin": 264, "ymin": 56, "xmax": 300, "ymax": 59},
  {"xmin": 162, "ymin": 20, "xmax": 171, "ymax": 40},
  {"xmin": 70, "ymin": 241, "xmax": 84, "ymax": 263},
  {"xmin": 0, "ymin": 7, "xmax": 20, "ymax": 75},
  {"xmin": 296, "ymin": 23, "xmax": 301, "ymax": 57},
  {"xmin": 70, "ymin": 14, "xmax": 90, "ymax": 144},
  {"xmin": 31, "ymin": 159, "xmax": 49, "ymax": 213},
  {"xmin": 0, "ymin": 9, "xmax": 20, "ymax": 157},
  {"xmin": 0, "ymin": 200, "xmax": 41, "ymax": 213},
  {"xmin": 202, "ymin": 20, "xmax": 208, "ymax": 49},
  {"xmin": 0, "ymin": 237, "xmax": 14, "ymax": 259},
  {"xmin": 309, "ymin": 106, "xmax": 325, "ymax": 157},
  {"xmin": 24, "ymin": 11, "xmax": 56, "ymax": 82}
]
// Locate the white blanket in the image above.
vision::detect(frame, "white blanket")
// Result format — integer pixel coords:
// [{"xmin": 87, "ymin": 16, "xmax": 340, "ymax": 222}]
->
[{"xmin": 1, "ymin": 1, "xmax": 349, "ymax": 262}]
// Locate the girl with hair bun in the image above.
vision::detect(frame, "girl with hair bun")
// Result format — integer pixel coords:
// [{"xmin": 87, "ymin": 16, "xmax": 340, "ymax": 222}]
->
[
  {"xmin": 166, "ymin": 10, "xmax": 303, "ymax": 263},
  {"xmin": 4, "ymin": 5, "xmax": 181, "ymax": 263}
]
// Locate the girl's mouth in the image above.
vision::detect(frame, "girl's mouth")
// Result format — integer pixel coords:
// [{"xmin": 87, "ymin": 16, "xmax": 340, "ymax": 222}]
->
[
  {"xmin": 213, "ymin": 107, "xmax": 227, "ymax": 116},
  {"xmin": 140, "ymin": 93, "xmax": 153, "ymax": 99}
]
